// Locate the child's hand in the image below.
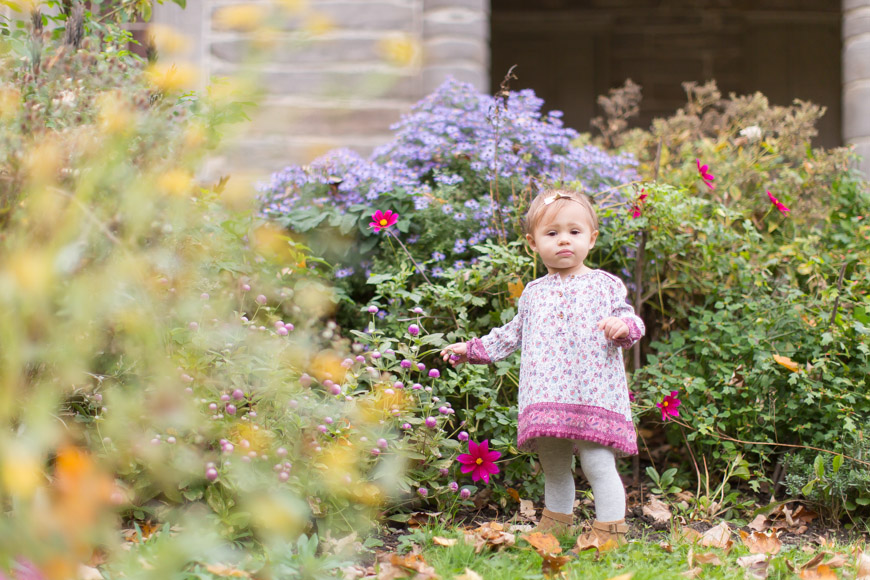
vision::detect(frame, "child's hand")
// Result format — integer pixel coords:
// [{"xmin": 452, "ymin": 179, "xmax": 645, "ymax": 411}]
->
[
  {"xmin": 440, "ymin": 342, "xmax": 468, "ymax": 366},
  {"xmin": 598, "ymin": 317, "xmax": 629, "ymax": 341}
]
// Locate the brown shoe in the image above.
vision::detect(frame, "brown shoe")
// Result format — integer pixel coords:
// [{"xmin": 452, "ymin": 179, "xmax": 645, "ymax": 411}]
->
[
  {"xmin": 575, "ymin": 519, "xmax": 629, "ymax": 551},
  {"xmin": 533, "ymin": 508, "xmax": 574, "ymax": 535}
]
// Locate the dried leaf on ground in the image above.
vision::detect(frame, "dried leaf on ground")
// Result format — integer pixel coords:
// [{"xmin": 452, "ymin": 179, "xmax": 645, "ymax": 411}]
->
[
  {"xmin": 323, "ymin": 531, "xmax": 362, "ymax": 555},
  {"xmin": 680, "ymin": 567, "xmax": 702, "ymax": 578},
  {"xmin": 519, "ymin": 499, "xmax": 536, "ymax": 520},
  {"xmin": 699, "ymin": 522, "xmax": 733, "ymax": 550},
  {"xmin": 748, "ymin": 514, "xmax": 768, "ymax": 532},
  {"xmin": 739, "ymin": 530, "xmax": 782, "ymax": 554},
  {"xmin": 407, "ymin": 512, "xmax": 443, "ymax": 528},
  {"xmin": 824, "ymin": 554, "xmax": 847, "ymax": 568},
  {"xmin": 522, "ymin": 532, "xmax": 571, "ymax": 577},
  {"xmin": 737, "ymin": 554, "xmax": 770, "ymax": 579},
  {"xmin": 342, "ymin": 564, "xmax": 375, "ymax": 579},
  {"xmin": 694, "ymin": 552, "xmax": 723, "ymax": 566},
  {"xmin": 574, "ymin": 530, "xmax": 618, "ymax": 553},
  {"xmin": 463, "ymin": 522, "xmax": 516, "ymax": 554},
  {"xmin": 78, "ymin": 565, "xmax": 103, "ymax": 580},
  {"xmin": 642, "ymin": 496, "xmax": 672, "ymax": 524},
  {"xmin": 857, "ymin": 551, "xmax": 870, "ymax": 580},
  {"xmin": 377, "ymin": 553, "xmax": 439, "ymax": 580},
  {"xmin": 659, "ymin": 541, "xmax": 674, "ymax": 553},
  {"xmin": 204, "ymin": 564, "xmax": 251, "ymax": 578},
  {"xmin": 680, "ymin": 527, "xmax": 702, "ymax": 543},
  {"xmin": 799, "ymin": 565, "xmax": 837, "ymax": 580},
  {"xmin": 767, "ymin": 503, "xmax": 818, "ymax": 535},
  {"xmin": 454, "ymin": 569, "xmax": 483, "ymax": 580},
  {"xmin": 605, "ymin": 574, "xmax": 633, "ymax": 580},
  {"xmin": 432, "ymin": 536, "xmax": 457, "ymax": 547}
]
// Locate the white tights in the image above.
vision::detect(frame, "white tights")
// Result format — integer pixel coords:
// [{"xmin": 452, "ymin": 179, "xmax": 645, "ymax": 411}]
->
[{"xmin": 536, "ymin": 437, "xmax": 625, "ymax": 522}]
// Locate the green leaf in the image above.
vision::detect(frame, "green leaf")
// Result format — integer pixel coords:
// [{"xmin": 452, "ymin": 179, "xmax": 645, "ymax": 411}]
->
[
  {"xmin": 171, "ymin": 0, "xmax": 186, "ymax": 8},
  {"xmin": 832, "ymin": 454, "xmax": 843, "ymax": 474},
  {"xmin": 813, "ymin": 454, "xmax": 825, "ymax": 479}
]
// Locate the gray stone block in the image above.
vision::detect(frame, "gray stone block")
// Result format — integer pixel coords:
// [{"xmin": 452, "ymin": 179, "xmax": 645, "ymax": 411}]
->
[
  {"xmin": 423, "ymin": 8, "xmax": 488, "ymax": 39},
  {"xmin": 843, "ymin": 83, "xmax": 870, "ymax": 140},
  {"xmin": 844, "ymin": 38, "xmax": 870, "ymax": 84},
  {"xmin": 247, "ymin": 103, "xmax": 407, "ymax": 136},
  {"xmin": 423, "ymin": 64, "xmax": 487, "ymax": 92},
  {"xmin": 844, "ymin": 10, "xmax": 870, "ymax": 38},
  {"xmin": 281, "ymin": 0, "xmax": 418, "ymax": 32},
  {"xmin": 844, "ymin": 0, "xmax": 870, "ymax": 13},
  {"xmin": 422, "ymin": 37, "xmax": 487, "ymax": 65},
  {"xmin": 424, "ymin": 0, "xmax": 487, "ymax": 12},
  {"xmin": 851, "ymin": 141, "xmax": 870, "ymax": 177},
  {"xmin": 211, "ymin": 36, "xmax": 397, "ymax": 65},
  {"xmin": 212, "ymin": 66, "xmax": 424, "ymax": 100}
]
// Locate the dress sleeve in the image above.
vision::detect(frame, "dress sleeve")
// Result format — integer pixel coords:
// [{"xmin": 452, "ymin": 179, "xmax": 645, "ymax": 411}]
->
[
  {"xmin": 465, "ymin": 292, "xmax": 526, "ymax": 364},
  {"xmin": 607, "ymin": 277, "xmax": 645, "ymax": 349}
]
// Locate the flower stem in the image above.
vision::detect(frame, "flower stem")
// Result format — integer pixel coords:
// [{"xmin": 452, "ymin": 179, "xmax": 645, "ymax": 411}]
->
[{"xmin": 388, "ymin": 230, "xmax": 433, "ymax": 285}]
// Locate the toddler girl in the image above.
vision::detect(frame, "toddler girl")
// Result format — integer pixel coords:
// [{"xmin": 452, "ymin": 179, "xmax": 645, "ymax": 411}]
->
[{"xmin": 440, "ymin": 189, "xmax": 644, "ymax": 545}]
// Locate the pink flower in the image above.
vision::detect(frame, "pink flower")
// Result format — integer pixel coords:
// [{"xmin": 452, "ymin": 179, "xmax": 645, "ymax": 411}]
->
[
  {"xmin": 655, "ymin": 391, "xmax": 681, "ymax": 421},
  {"xmin": 696, "ymin": 159, "xmax": 715, "ymax": 190},
  {"xmin": 368, "ymin": 209, "xmax": 398, "ymax": 233},
  {"xmin": 767, "ymin": 190, "xmax": 790, "ymax": 215},
  {"xmin": 456, "ymin": 439, "xmax": 501, "ymax": 484},
  {"xmin": 630, "ymin": 189, "xmax": 648, "ymax": 218}
]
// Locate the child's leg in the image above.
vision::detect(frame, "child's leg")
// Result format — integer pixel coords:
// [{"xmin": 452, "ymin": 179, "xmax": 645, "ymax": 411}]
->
[
  {"xmin": 576, "ymin": 441, "xmax": 625, "ymax": 522},
  {"xmin": 536, "ymin": 436, "xmax": 576, "ymax": 514}
]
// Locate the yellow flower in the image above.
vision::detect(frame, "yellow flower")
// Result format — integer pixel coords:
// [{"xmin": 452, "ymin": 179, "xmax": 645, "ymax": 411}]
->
[
  {"xmin": 147, "ymin": 24, "xmax": 190, "ymax": 56},
  {"xmin": 1, "ymin": 442, "xmax": 43, "ymax": 498},
  {"xmin": 96, "ymin": 92, "xmax": 134, "ymax": 135},
  {"xmin": 157, "ymin": 168, "xmax": 193, "ymax": 197},
  {"xmin": 378, "ymin": 35, "xmax": 418, "ymax": 67},
  {"xmin": 0, "ymin": 85, "xmax": 21, "ymax": 121},
  {"xmin": 145, "ymin": 62, "xmax": 198, "ymax": 93},
  {"xmin": 213, "ymin": 4, "xmax": 268, "ymax": 32}
]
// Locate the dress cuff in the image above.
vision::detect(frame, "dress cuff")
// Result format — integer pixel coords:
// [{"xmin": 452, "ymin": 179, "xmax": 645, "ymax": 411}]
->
[
  {"xmin": 466, "ymin": 338, "xmax": 492, "ymax": 364},
  {"xmin": 612, "ymin": 318, "xmax": 643, "ymax": 349}
]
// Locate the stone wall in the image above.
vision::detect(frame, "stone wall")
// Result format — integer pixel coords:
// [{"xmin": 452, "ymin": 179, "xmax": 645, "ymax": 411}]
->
[
  {"xmin": 844, "ymin": 0, "xmax": 870, "ymax": 176},
  {"xmin": 151, "ymin": 0, "xmax": 490, "ymax": 177}
]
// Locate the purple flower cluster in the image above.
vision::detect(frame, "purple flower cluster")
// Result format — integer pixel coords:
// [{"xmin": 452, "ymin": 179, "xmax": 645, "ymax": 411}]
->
[{"xmin": 259, "ymin": 79, "xmax": 636, "ymax": 221}]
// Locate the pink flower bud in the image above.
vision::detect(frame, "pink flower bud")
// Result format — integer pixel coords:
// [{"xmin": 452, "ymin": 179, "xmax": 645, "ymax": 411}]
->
[
  {"xmin": 412, "ymin": 307, "xmax": 423, "ymax": 314},
  {"xmin": 278, "ymin": 471, "xmax": 289, "ymax": 482},
  {"xmin": 299, "ymin": 374, "xmax": 312, "ymax": 388},
  {"xmin": 225, "ymin": 404, "xmax": 236, "ymax": 415},
  {"xmin": 330, "ymin": 384, "xmax": 342, "ymax": 396},
  {"xmin": 428, "ymin": 369, "xmax": 440, "ymax": 378},
  {"xmin": 401, "ymin": 360, "xmax": 412, "ymax": 368},
  {"xmin": 256, "ymin": 294, "xmax": 267, "ymax": 305},
  {"xmin": 277, "ymin": 327, "xmax": 289, "ymax": 336},
  {"xmin": 285, "ymin": 323, "xmax": 294, "ymax": 331},
  {"xmin": 371, "ymin": 351, "xmax": 381, "ymax": 359},
  {"xmin": 439, "ymin": 406, "xmax": 449, "ymax": 415},
  {"xmin": 274, "ymin": 320, "xmax": 285, "ymax": 328},
  {"xmin": 401, "ymin": 423, "xmax": 412, "ymax": 430},
  {"xmin": 425, "ymin": 417, "xmax": 437, "ymax": 428},
  {"xmin": 367, "ymin": 305, "xmax": 378, "ymax": 314},
  {"xmin": 232, "ymin": 389, "xmax": 245, "ymax": 400},
  {"xmin": 449, "ymin": 481, "xmax": 459, "ymax": 491},
  {"xmin": 201, "ymin": 293, "xmax": 210, "ymax": 300},
  {"xmin": 412, "ymin": 383, "xmax": 422, "ymax": 390},
  {"xmin": 208, "ymin": 403, "xmax": 217, "ymax": 411},
  {"xmin": 276, "ymin": 447, "xmax": 287, "ymax": 457},
  {"xmin": 417, "ymin": 487, "xmax": 428, "ymax": 497},
  {"xmin": 205, "ymin": 468, "xmax": 219, "ymax": 481},
  {"xmin": 393, "ymin": 381, "xmax": 404, "ymax": 390},
  {"xmin": 460, "ymin": 488, "xmax": 471, "ymax": 499},
  {"xmin": 377, "ymin": 438, "xmax": 388, "ymax": 448},
  {"xmin": 188, "ymin": 322, "xmax": 199, "ymax": 331},
  {"xmin": 458, "ymin": 431, "xmax": 469, "ymax": 441},
  {"xmin": 355, "ymin": 355, "xmax": 365, "ymax": 363},
  {"xmin": 220, "ymin": 394, "xmax": 230, "ymax": 402},
  {"xmin": 241, "ymin": 283, "xmax": 251, "ymax": 292},
  {"xmin": 417, "ymin": 363, "xmax": 426, "ymax": 372},
  {"xmin": 408, "ymin": 324, "xmax": 420, "ymax": 336},
  {"xmin": 371, "ymin": 448, "xmax": 381, "ymax": 456}
]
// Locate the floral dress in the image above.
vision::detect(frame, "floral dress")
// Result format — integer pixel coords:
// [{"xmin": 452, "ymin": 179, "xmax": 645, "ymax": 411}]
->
[{"xmin": 466, "ymin": 270, "xmax": 644, "ymax": 456}]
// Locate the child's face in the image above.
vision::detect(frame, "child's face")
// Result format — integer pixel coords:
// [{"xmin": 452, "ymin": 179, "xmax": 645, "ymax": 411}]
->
[{"xmin": 525, "ymin": 202, "xmax": 599, "ymax": 277}]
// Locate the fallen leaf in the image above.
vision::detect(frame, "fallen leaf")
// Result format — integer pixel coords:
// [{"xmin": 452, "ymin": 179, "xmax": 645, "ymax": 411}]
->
[
  {"xmin": 699, "ymin": 522, "xmax": 732, "ymax": 550},
  {"xmin": 824, "ymin": 554, "xmax": 847, "ymax": 568},
  {"xmin": 694, "ymin": 552, "xmax": 722, "ymax": 566},
  {"xmin": 506, "ymin": 488, "xmax": 520, "ymax": 502},
  {"xmin": 773, "ymin": 354, "xmax": 799, "ymax": 372},
  {"xmin": 737, "ymin": 554, "xmax": 770, "ymax": 579},
  {"xmin": 463, "ymin": 522, "xmax": 516, "ymax": 553},
  {"xmin": 642, "ymin": 496, "xmax": 672, "ymax": 524},
  {"xmin": 204, "ymin": 564, "xmax": 251, "ymax": 578},
  {"xmin": 857, "ymin": 551, "xmax": 870, "ymax": 579},
  {"xmin": 341, "ymin": 564, "xmax": 375, "ymax": 579},
  {"xmin": 519, "ymin": 499, "xmax": 536, "ymax": 520},
  {"xmin": 680, "ymin": 567, "xmax": 702, "ymax": 578},
  {"xmin": 382, "ymin": 553, "xmax": 438, "ymax": 580},
  {"xmin": 802, "ymin": 553, "xmax": 826, "ymax": 570},
  {"xmin": 605, "ymin": 574, "xmax": 633, "ymax": 580},
  {"xmin": 748, "ymin": 514, "xmax": 768, "ymax": 532},
  {"xmin": 739, "ymin": 529, "xmax": 782, "ymax": 554},
  {"xmin": 540, "ymin": 553, "xmax": 572, "ymax": 577},
  {"xmin": 521, "ymin": 532, "xmax": 562, "ymax": 555},
  {"xmin": 454, "ymin": 569, "xmax": 483, "ymax": 580},
  {"xmin": 433, "ymin": 536, "xmax": 457, "ymax": 547},
  {"xmin": 659, "ymin": 541, "xmax": 674, "ymax": 553},
  {"xmin": 799, "ymin": 565, "xmax": 837, "ymax": 579},
  {"xmin": 680, "ymin": 527, "xmax": 702, "ymax": 543}
]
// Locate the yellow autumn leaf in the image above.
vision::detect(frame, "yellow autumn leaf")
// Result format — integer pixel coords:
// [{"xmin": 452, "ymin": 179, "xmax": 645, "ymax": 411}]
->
[
  {"xmin": 773, "ymin": 354, "xmax": 800, "ymax": 373},
  {"xmin": 507, "ymin": 279, "xmax": 524, "ymax": 301}
]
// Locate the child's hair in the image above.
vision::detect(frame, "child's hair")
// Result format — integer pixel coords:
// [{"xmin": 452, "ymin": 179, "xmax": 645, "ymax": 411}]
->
[{"xmin": 523, "ymin": 189, "xmax": 599, "ymax": 235}]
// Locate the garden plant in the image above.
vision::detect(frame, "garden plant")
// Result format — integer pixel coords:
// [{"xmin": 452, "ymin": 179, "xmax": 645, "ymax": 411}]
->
[{"xmin": 0, "ymin": 0, "xmax": 869, "ymax": 578}]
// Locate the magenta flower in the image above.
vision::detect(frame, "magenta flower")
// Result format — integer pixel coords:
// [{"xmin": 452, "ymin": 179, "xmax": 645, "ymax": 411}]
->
[
  {"xmin": 368, "ymin": 209, "xmax": 399, "ymax": 233},
  {"xmin": 655, "ymin": 391, "xmax": 681, "ymax": 421},
  {"xmin": 696, "ymin": 159, "xmax": 715, "ymax": 190},
  {"xmin": 766, "ymin": 190, "xmax": 790, "ymax": 215},
  {"xmin": 456, "ymin": 439, "xmax": 501, "ymax": 484},
  {"xmin": 630, "ymin": 189, "xmax": 648, "ymax": 218}
]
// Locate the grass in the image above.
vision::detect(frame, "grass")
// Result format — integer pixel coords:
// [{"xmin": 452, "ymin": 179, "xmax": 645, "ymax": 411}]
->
[{"xmin": 379, "ymin": 523, "xmax": 868, "ymax": 580}]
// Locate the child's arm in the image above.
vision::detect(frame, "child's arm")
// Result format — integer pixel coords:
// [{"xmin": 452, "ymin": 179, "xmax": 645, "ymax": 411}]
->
[
  {"xmin": 440, "ymin": 294, "xmax": 526, "ymax": 366},
  {"xmin": 598, "ymin": 277, "xmax": 645, "ymax": 349}
]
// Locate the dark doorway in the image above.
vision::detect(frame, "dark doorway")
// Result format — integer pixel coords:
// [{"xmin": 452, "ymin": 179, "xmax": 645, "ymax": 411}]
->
[{"xmin": 491, "ymin": 1, "xmax": 842, "ymax": 148}]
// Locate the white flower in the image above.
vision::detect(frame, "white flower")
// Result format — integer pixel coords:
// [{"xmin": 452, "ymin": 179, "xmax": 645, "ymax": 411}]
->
[{"xmin": 739, "ymin": 125, "xmax": 763, "ymax": 142}]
